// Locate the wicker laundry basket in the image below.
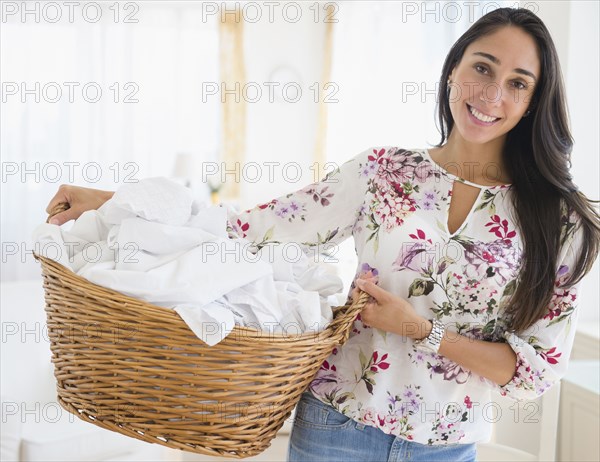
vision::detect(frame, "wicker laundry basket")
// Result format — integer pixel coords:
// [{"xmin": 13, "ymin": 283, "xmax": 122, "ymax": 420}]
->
[{"xmin": 33, "ymin": 203, "xmax": 369, "ymax": 458}]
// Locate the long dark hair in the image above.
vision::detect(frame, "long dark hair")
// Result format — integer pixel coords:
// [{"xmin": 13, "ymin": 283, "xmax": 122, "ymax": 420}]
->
[{"xmin": 434, "ymin": 7, "xmax": 600, "ymax": 333}]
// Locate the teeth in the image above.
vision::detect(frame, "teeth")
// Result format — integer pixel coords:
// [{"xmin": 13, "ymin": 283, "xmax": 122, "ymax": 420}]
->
[{"xmin": 469, "ymin": 105, "xmax": 498, "ymax": 123}]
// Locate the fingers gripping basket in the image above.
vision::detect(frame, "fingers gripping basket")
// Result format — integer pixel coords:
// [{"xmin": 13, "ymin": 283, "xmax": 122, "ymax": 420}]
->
[{"xmin": 33, "ymin": 203, "xmax": 370, "ymax": 458}]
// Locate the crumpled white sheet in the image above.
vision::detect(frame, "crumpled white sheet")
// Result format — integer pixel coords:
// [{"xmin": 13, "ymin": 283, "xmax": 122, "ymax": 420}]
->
[{"xmin": 32, "ymin": 177, "xmax": 344, "ymax": 346}]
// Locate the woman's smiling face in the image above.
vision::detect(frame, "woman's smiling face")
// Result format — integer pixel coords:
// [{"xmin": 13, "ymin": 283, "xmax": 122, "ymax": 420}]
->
[{"xmin": 447, "ymin": 26, "xmax": 541, "ymax": 145}]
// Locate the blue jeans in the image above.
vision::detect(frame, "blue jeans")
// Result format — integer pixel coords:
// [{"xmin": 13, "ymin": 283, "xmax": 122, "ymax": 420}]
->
[{"xmin": 287, "ymin": 391, "xmax": 477, "ymax": 462}]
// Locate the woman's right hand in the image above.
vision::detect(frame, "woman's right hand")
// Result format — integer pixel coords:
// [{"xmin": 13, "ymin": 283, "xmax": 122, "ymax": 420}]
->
[
  {"xmin": 350, "ymin": 270, "xmax": 379, "ymax": 304},
  {"xmin": 46, "ymin": 184, "xmax": 115, "ymax": 225}
]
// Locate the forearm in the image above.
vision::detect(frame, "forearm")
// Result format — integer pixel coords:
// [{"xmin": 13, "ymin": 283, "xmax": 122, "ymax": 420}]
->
[
  {"xmin": 103, "ymin": 190, "xmax": 115, "ymax": 202},
  {"xmin": 406, "ymin": 316, "xmax": 517, "ymax": 385},
  {"xmin": 419, "ymin": 319, "xmax": 518, "ymax": 387}
]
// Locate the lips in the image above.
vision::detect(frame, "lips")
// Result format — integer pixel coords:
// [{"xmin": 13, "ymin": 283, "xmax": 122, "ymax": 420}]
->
[{"xmin": 466, "ymin": 103, "xmax": 501, "ymax": 125}]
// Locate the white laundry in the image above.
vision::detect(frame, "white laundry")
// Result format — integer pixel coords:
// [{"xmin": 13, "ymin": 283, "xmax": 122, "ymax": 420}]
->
[{"xmin": 32, "ymin": 177, "xmax": 344, "ymax": 346}]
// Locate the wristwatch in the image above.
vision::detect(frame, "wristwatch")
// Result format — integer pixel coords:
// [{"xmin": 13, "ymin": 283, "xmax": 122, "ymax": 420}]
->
[{"xmin": 413, "ymin": 318, "xmax": 445, "ymax": 354}]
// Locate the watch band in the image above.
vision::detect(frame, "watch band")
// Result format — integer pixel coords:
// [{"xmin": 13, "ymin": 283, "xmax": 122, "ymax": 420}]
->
[{"xmin": 413, "ymin": 318, "xmax": 445, "ymax": 354}]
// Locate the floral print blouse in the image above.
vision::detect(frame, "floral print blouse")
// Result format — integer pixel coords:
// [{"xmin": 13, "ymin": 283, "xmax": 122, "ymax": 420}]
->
[{"xmin": 223, "ymin": 146, "xmax": 585, "ymax": 446}]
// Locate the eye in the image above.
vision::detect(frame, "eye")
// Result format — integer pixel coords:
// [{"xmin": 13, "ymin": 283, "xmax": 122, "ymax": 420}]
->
[
  {"xmin": 474, "ymin": 64, "xmax": 489, "ymax": 74},
  {"xmin": 511, "ymin": 81, "xmax": 527, "ymax": 90}
]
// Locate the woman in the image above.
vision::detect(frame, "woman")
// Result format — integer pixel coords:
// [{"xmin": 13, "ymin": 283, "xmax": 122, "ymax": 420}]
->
[{"xmin": 47, "ymin": 7, "xmax": 600, "ymax": 462}]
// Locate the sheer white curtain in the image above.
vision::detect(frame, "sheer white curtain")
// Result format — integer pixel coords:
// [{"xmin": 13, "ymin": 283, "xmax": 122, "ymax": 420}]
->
[
  {"xmin": 324, "ymin": 0, "xmax": 515, "ymax": 165},
  {"xmin": 1, "ymin": 3, "xmax": 219, "ymax": 281}
]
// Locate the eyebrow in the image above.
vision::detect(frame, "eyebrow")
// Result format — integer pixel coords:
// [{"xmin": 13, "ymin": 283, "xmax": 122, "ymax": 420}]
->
[{"xmin": 472, "ymin": 52, "xmax": 537, "ymax": 81}]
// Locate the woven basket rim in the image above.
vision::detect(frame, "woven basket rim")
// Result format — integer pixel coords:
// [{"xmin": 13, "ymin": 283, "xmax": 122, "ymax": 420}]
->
[{"xmin": 33, "ymin": 252, "xmax": 365, "ymax": 342}]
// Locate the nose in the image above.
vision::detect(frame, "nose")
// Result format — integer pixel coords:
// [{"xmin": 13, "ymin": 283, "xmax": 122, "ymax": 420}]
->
[
  {"xmin": 479, "ymin": 81, "xmax": 504, "ymax": 107},
  {"xmin": 479, "ymin": 84, "xmax": 502, "ymax": 107}
]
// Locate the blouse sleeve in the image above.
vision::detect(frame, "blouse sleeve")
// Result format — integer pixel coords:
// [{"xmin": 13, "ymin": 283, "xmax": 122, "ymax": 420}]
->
[
  {"xmin": 493, "ymin": 211, "xmax": 587, "ymax": 402},
  {"xmin": 221, "ymin": 147, "xmax": 378, "ymax": 255}
]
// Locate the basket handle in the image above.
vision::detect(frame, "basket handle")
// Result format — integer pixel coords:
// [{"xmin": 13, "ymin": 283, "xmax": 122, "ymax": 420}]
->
[
  {"xmin": 328, "ymin": 290, "xmax": 370, "ymax": 344},
  {"xmin": 46, "ymin": 202, "xmax": 71, "ymax": 224}
]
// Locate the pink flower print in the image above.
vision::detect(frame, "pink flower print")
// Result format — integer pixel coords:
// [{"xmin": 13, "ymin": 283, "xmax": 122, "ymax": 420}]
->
[
  {"xmin": 320, "ymin": 360, "xmax": 336, "ymax": 372},
  {"xmin": 370, "ymin": 351, "xmax": 390, "ymax": 372},
  {"xmin": 369, "ymin": 180, "xmax": 417, "ymax": 233},
  {"xmin": 257, "ymin": 199, "xmax": 277, "ymax": 210},
  {"xmin": 446, "ymin": 276, "xmax": 498, "ymax": 317},
  {"xmin": 413, "ymin": 160, "xmax": 434, "ymax": 183},
  {"xmin": 540, "ymin": 346, "xmax": 562, "ymax": 365},
  {"xmin": 372, "ymin": 149, "xmax": 412, "ymax": 193},
  {"xmin": 545, "ymin": 278, "xmax": 577, "ymax": 320},
  {"xmin": 408, "ymin": 229, "xmax": 433, "ymax": 243},
  {"xmin": 382, "ymin": 414, "xmax": 401, "ymax": 433},
  {"xmin": 359, "ymin": 407, "xmax": 378, "ymax": 426},
  {"xmin": 464, "ymin": 396, "xmax": 473, "ymax": 409},
  {"xmin": 485, "ymin": 214, "xmax": 517, "ymax": 242},
  {"xmin": 353, "ymin": 313, "xmax": 370, "ymax": 332},
  {"xmin": 232, "ymin": 218, "xmax": 250, "ymax": 238},
  {"xmin": 368, "ymin": 147, "xmax": 386, "ymax": 163}
]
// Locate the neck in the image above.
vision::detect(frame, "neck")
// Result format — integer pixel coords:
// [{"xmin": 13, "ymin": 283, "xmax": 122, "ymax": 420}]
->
[{"xmin": 432, "ymin": 131, "xmax": 511, "ymax": 185}]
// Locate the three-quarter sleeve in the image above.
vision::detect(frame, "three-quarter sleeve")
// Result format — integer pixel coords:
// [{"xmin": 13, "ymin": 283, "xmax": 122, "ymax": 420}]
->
[
  {"xmin": 493, "ymin": 213, "xmax": 586, "ymax": 402},
  {"xmin": 221, "ymin": 147, "xmax": 377, "ymax": 254}
]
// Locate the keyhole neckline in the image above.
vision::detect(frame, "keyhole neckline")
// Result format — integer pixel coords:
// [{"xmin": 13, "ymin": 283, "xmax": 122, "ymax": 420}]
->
[{"xmin": 422, "ymin": 149, "xmax": 513, "ymax": 190}]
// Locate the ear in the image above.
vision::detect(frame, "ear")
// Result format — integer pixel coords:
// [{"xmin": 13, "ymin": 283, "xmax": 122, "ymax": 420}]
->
[{"xmin": 448, "ymin": 63, "xmax": 457, "ymax": 82}]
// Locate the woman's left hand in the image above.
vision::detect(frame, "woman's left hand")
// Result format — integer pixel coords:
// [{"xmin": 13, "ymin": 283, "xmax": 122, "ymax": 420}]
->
[{"xmin": 354, "ymin": 277, "xmax": 430, "ymax": 340}]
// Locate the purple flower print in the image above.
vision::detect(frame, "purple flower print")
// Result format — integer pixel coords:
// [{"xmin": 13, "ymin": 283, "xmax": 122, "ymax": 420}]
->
[
  {"xmin": 410, "ymin": 350, "xmax": 427, "ymax": 365},
  {"xmin": 358, "ymin": 263, "xmax": 379, "ymax": 277},
  {"xmin": 428, "ymin": 355, "xmax": 471, "ymax": 384},
  {"xmin": 463, "ymin": 238, "xmax": 521, "ymax": 285},
  {"xmin": 254, "ymin": 197, "xmax": 307, "ymax": 224},
  {"xmin": 399, "ymin": 397, "xmax": 420, "ymax": 415},
  {"xmin": 360, "ymin": 159, "xmax": 378, "ymax": 178},
  {"xmin": 310, "ymin": 360, "xmax": 342, "ymax": 398},
  {"xmin": 402, "ymin": 387, "xmax": 416, "ymax": 400},
  {"xmin": 288, "ymin": 200, "xmax": 301, "ymax": 212},
  {"xmin": 274, "ymin": 203, "xmax": 291, "ymax": 218},
  {"xmin": 393, "ymin": 229, "xmax": 439, "ymax": 274},
  {"xmin": 418, "ymin": 189, "xmax": 437, "ymax": 210}
]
